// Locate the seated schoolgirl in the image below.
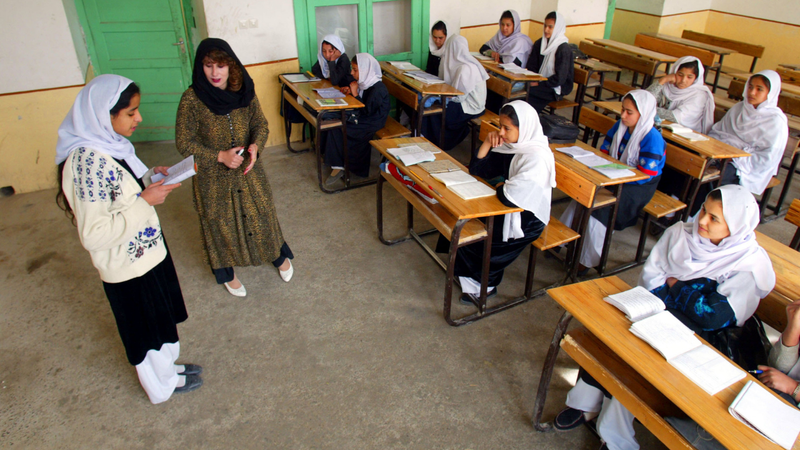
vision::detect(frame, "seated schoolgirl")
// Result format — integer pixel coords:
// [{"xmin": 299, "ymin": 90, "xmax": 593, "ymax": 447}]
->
[
  {"xmin": 450, "ymin": 100, "xmax": 555, "ymax": 305},
  {"xmin": 525, "ymin": 11, "xmax": 574, "ymax": 113},
  {"xmin": 427, "ymin": 21, "xmax": 448, "ymax": 76},
  {"xmin": 646, "ymin": 56, "xmax": 714, "ymax": 134},
  {"xmin": 555, "ymin": 185, "xmax": 776, "ymax": 450},
  {"xmin": 421, "ymin": 36, "xmax": 488, "ymax": 151},
  {"xmin": 479, "ymin": 10, "xmax": 533, "ymax": 67},
  {"xmin": 311, "ymin": 35, "xmax": 355, "ymax": 88},
  {"xmin": 560, "ymin": 90, "xmax": 665, "ymax": 274},
  {"xmin": 324, "ymin": 53, "xmax": 390, "ymax": 185},
  {"xmin": 709, "ymin": 70, "xmax": 789, "ymax": 195}
]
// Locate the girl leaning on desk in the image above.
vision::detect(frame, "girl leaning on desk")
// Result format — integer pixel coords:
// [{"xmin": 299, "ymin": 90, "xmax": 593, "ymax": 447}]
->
[
  {"xmin": 55, "ymin": 74, "xmax": 202, "ymax": 404},
  {"xmin": 176, "ymin": 38, "xmax": 294, "ymax": 297},
  {"xmin": 555, "ymin": 185, "xmax": 777, "ymax": 450}
]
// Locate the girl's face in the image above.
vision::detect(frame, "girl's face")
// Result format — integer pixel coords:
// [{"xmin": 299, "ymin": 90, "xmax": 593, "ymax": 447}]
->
[
  {"xmin": 674, "ymin": 67, "xmax": 697, "ymax": 90},
  {"xmin": 620, "ymin": 97, "xmax": 641, "ymax": 130},
  {"xmin": 697, "ymin": 198, "xmax": 731, "ymax": 245},
  {"xmin": 747, "ymin": 76, "xmax": 770, "ymax": 108},
  {"xmin": 203, "ymin": 60, "xmax": 229, "ymax": 90},
  {"xmin": 431, "ymin": 30, "xmax": 446, "ymax": 49},
  {"xmin": 500, "ymin": 18, "xmax": 514, "ymax": 37},
  {"xmin": 498, "ymin": 114, "xmax": 519, "ymax": 143},
  {"xmin": 351, "ymin": 62, "xmax": 359, "ymax": 81},
  {"xmin": 543, "ymin": 19, "xmax": 556, "ymax": 39},
  {"xmin": 321, "ymin": 42, "xmax": 338, "ymax": 62},
  {"xmin": 110, "ymin": 94, "xmax": 142, "ymax": 137}
]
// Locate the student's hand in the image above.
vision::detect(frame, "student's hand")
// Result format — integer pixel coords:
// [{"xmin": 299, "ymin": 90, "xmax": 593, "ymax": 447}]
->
[
  {"xmin": 666, "ymin": 277, "xmax": 678, "ymax": 288},
  {"xmin": 486, "ymin": 131, "xmax": 505, "ymax": 149},
  {"xmin": 757, "ymin": 365, "xmax": 800, "ymax": 397},
  {"xmin": 491, "ymin": 51, "xmax": 501, "ymax": 63},
  {"xmin": 244, "ymin": 144, "xmax": 258, "ymax": 175},
  {"xmin": 218, "ymin": 146, "xmax": 245, "ymax": 169},
  {"xmin": 140, "ymin": 179, "xmax": 180, "ymax": 206},
  {"xmin": 659, "ymin": 74, "xmax": 677, "ymax": 86},
  {"xmin": 340, "ymin": 86, "xmax": 351, "ymax": 95},
  {"xmin": 153, "ymin": 166, "xmax": 170, "ymax": 176},
  {"xmin": 328, "ymin": 48, "xmax": 342, "ymax": 61},
  {"xmin": 349, "ymin": 81, "xmax": 359, "ymax": 96},
  {"xmin": 782, "ymin": 299, "xmax": 800, "ymax": 347}
]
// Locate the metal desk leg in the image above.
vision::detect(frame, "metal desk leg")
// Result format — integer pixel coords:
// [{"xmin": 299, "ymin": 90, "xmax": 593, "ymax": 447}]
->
[
  {"xmin": 315, "ymin": 118, "xmax": 327, "ymax": 192},
  {"xmin": 569, "ymin": 205, "xmax": 591, "ymax": 281},
  {"xmin": 532, "ymin": 310, "xmax": 574, "ymax": 432},
  {"xmin": 712, "ymin": 55, "xmax": 724, "ymax": 94},
  {"xmin": 478, "ymin": 216, "xmax": 495, "ymax": 313},
  {"xmin": 283, "ymin": 85, "xmax": 311, "ymax": 154},
  {"xmin": 444, "ymin": 219, "xmax": 470, "ymax": 326},
  {"xmin": 770, "ymin": 151, "xmax": 799, "ymax": 215},
  {"xmin": 438, "ymin": 94, "xmax": 447, "ymax": 150},
  {"xmin": 342, "ymin": 110, "xmax": 351, "ymax": 188},
  {"xmin": 597, "ymin": 186, "xmax": 622, "ymax": 275}
]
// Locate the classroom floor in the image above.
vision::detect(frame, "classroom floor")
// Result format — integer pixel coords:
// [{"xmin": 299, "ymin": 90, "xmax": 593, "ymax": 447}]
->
[{"xmin": 1, "ymin": 121, "xmax": 798, "ymax": 449}]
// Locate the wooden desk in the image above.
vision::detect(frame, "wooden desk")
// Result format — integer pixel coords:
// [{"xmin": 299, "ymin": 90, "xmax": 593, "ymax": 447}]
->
[
  {"xmin": 379, "ymin": 61, "xmax": 462, "ymax": 149},
  {"xmin": 587, "ymin": 38, "xmax": 678, "ymax": 85},
  {"xmin": 781, "ymin": 64, "xmax": 800, "ymax": 71},
  {"xmin": 757, "ymin": 231, "xmax": 800, "ymax": 300},
  {"xmin": 479, "ymin": 60, "xmax": 547, "ymax": 105},
  {"xmin": 575, "ymin": 58, "xmax": 623, "ymax": 107},
  {"xmin": 372, "ymin": 136, "xmax": 523, "ymax": 326},
  {"xmin": 531, "ymin": 277, "xmax": 795, "ymax": 450},
  {"xmin": 279, "ymin": 75, "xmax": 365, "ymax": 193},
  {"xmin": 728, "ymin": 73, "xmax": 800, "ymax": 98}
]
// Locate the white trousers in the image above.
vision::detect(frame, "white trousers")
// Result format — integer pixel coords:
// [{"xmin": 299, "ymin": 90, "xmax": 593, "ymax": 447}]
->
[
  {"xmin": 560, "ymin": 201, "xmax": 608, "ymax": 268},
  {"xmin": 565, "ymin": 378, "xmax": 639, "ymax": 450},
  {"xmin": 459, "ymin": 276, "xmax": 496, "ymax": 295},
  {"xmin": 135, "ymin": 341, "xmax": 181, "ymax": 404}
]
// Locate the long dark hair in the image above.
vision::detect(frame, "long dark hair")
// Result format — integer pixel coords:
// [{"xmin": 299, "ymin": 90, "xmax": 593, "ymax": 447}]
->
[
  {"xmin": 499, "ymin": 104, "xmax": 520, "ymax": 128},
  {"xmin": 56, "ymin": 82, "xmax": 141, "ymax": 225}
]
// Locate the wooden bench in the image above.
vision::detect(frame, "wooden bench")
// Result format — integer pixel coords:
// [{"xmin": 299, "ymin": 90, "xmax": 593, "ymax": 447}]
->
[
  {"xmin": 470, "ymin": 110, "xmax": 501, "ymax": 154},
  {"xmin": 579, "ymin": 106, "xmax": 615, "ymax": 147},
  {"xmin": 580, "ymin": 41, "xmax": 657, "ymax": 93},
  {"xmin": 636, "ymin": 191, "xmax": 686, "ymax": 261},
  {"xmin": 375, "ymin": 116, "xmax": 411, "ymax": 140},
  {"xmin": 778, "ymin": 67, "xmax": 800, "ymax": 87},
  {"xmin": 520, "ymin": 217, "xmax": 581, "ymax": 300},
  {"xmin": 570, "ymin": 66, "xmax": 592, "ymax": 124},
  {"xmin": 759, "ymin": 177, "xmax": 781, "ymax": 220},
  {"xmin": 545, "ymin": 99, "xmax": 579, "ymax": 121},
  {"xmin": 382, "ymin": 74, "xmax": 443, "ymax": 134},
  {"xmin": 785, "ymin": 199, "xmax": 800, "ymax": 250},
  {"xmin": 634, "ymin": 34, "xmax": 716, "ymax": 68},
  {"xmin": 682, "ymin": 30, "xmax": 764, "ymax": 73}
]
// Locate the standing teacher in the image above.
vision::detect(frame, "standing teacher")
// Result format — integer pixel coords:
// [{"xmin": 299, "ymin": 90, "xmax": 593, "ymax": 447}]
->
[{"xmin": 176, "ymin": 38, "xmax": 294, "ymax": 297}]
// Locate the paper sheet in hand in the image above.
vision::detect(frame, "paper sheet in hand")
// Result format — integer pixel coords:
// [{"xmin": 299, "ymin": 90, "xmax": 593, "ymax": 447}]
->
[
  {"xmin": 729, "ymin": 380, "xmax": 800, "ymax": 449},
  {"xmin": 150, "ymin": 155, "xmax": 196, "ymax": 185},
  {"xmin": 314, "ymin": 87, "xmax": 345, "ymax": 99},
  {"xmin": 431, "ymin": 170, "xmax": 477, "ymax": 187},
  {"xmin": 669, "ymin": 345, "xmax": 745, "ymax": 395}
]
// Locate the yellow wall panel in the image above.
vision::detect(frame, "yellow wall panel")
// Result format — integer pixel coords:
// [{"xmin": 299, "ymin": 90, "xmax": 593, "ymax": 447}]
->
[
  {"xmin": 610, "ymin": 10, "xmax": 661, "ymax": 44},
  {"xmin": 658, "ymin": 11, "xmax": 709, "ymax": 37},
  {"xmin": 246, "ymin": 59, "xmax": 304, "ymax": 149}
]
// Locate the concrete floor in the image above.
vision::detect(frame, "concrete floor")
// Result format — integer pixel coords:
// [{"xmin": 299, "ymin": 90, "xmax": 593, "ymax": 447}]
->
[{"xmin": 1, "ymin": 128, "xmax": 798, "ymax": 449}]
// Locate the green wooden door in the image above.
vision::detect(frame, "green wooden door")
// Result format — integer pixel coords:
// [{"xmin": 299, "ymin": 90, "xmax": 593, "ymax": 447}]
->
[{"xmin": 76, "ymin": 0, "xmax": 193, "ymax": 141}]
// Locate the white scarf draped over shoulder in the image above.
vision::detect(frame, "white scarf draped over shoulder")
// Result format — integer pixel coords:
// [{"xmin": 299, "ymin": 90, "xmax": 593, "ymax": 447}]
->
[
  {"xmin": 489, "ymin": 101, "xmax": 556, "ymax": 241},
  {"xmin": 662, "ymin": 56, "xmax": 715, "ymax": 134},
  {"xmin": 429, "ymin": 21, "xmax": 449, "ymax": 57},
  {"xmin": 486, "ymin": 10, "xmax": 534, "ymax": 67},
  {"xmin": 55, "ymin": 74, "xmax": 148, "ymax": 177},
  {"xmin": 317, "ymin": 35, "xmax": 347, "ymax": 79},
  {"xmin": 355, "ymin": 53, "xmax": 382, "ymax": 97},
  {"xmin": 440, "ymin": 35, "xmax": 490, "ymax": 95},
  {"xmin": 638, "ymin": 185, "xmax": 776, "ymax": 326},
  {"xmin": 539, "ymin": 12, "xmax": 569, "ymax": 95},
  {"xmin": 608, "ymin": 89, "xmax": 657, "ymax": 168},
  {"xmin": 709, "ymin": 70, "xmax": 788, "ymax": 194}
]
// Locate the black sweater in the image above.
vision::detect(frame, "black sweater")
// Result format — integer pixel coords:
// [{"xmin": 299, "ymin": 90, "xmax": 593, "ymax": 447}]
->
[
  {"xmin": 311, "ymin": 54, "xmax": 356, "ymax": 87},
  {"xmin": 526, "ymin": 40, "xmax": 574, "ymax": 96}
]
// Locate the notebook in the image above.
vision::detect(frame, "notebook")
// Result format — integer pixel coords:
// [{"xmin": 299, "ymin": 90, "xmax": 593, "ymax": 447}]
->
[
  {"xmin": 150, "ymin": 155, "xmax": 196, "ymax": 186},
  {"xmin": 314, "ymin": 87, "xmax": 345, "ymax": 99},
  {"xmin": 430, "ymin": 170, "xmax": 477, "ymax": 187},
  {"xmin": 418, "ymin": 160, "xmax": 461, "ymax": 174},
  {"xmin": 398, "ymin": 142, "xmax": 441, "ymax": 154},
  {"xmin": 389, "ymin": 61, "xmax": 420, "ymax": 71},
  {"xmin": 499, "ymin": 63, "xmax": 540, "ymax": 76},
  {"xmin": 663, "ymin": 124, "xmax": 709, "ymax": 141},
  {"xmin": 729, "ymin": 380, "xmax": 800, "ymax": 449},
  {"xmin": 387, "ymin": 146, "xmax": 436, "ymax": 166},
  {"xmin": 283, "ymin": 73, "xmax": 320, "ymax": 83},
  {"xmin": 448, "ymin": 181, "xmax": 496, "ymax": 200},
  {"xmin": 404, "ymin": 71, "xmax": 445, "ymax": 84},
  {"xmin": 316, "ymin": 98, "xmax": 347, "ymax": 107},
  {"xmin": 603, "ymin": 286, "xmax": 665, "ymax": 322},
  {"xmin": 556, "ymin": 146, "xmax": 635, "ymax": 179},
  {"xmin": 470, "ymin": 52, "xmax": 492, "ymax": 61}
]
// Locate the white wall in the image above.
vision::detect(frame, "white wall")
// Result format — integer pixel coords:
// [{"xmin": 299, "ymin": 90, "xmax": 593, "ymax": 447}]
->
[
  {"xmin": 0, "ymin": 0, "xmax": 85, "ymax": 94},
  {"xmin": 711, "ymin": 0, "xmax": 800, "ymax": 25},
  {"xmin": 662, "ymin": 0, "xmax": 713, "ymax": 16},
  {"xmin": 459, "ymin": 0, "xmax": 531, "ymax": 27},
  {"xmin": 430, "ymin": 0, "xmax": 462, "ymax": 35},
  {"xmin": 530, "ymin": 0, "xmax": 559, "ymax": 23},
  {"xmin": 61, "ymin": 0, "xmax": 90, "ymax": 77},
  {"xmin": 615, "ymin": 0, "xmax": 664, "ymax": 15},
  {"xmin": 559, "ymin": 0, "xmax": 608, "ymax": 24}
]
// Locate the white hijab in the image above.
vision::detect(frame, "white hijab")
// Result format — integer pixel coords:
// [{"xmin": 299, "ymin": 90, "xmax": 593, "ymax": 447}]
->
[
  {"xmin": 608, "ymin": 89, "xmax": 657, "ymax": 168},
  {"xmin": 55, "ymin": 74, "xmax": 148, "ymax": 178},
  {"xmin": 662, "ymin": 56, "xmax": 715, "ymax": 134},
  {"xmin": 355, "ymin": 53, "xmax": 382, "ymax": 97},
  {"xmin": 490, "ymin": 101, "xmax": 556, "ymax": 241},
  {"xmin": 539, "ymin": 12, "xmax": 569, "ymax": 94},
  {"xmin": 440, "ymin": 36, "xmax": 490, "ymax": 95},
  {"xmin": 317, "ymin": 35, "xmax": 346, "ymax": 79},
  {"xmin": 709, "ymin": 70, "xmax": 788, "ymax": 194},
  {"xmin": 429, "ymin": 21, "xmax": 449, "ymax": 58},
  {"xmin": 487, "ymin": 10, "xmax": 534, "ymax": 67},
  {"xmin": 639, "ymin": 185, "xmax": 776, "ymax": 326}
]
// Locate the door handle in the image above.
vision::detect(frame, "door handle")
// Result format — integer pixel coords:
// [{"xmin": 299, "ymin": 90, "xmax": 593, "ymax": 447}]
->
[{"xmin": 173, "ymin": 38, "xmax": 186, "ymax": 53}]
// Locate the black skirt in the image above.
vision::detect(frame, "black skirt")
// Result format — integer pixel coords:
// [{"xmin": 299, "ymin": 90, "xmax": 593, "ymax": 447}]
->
[
  {"xmin": 103, "ymin": 250, "xmax": 188, "ymax": 366},
  {"xmin": 592, "ymin": 175, "xmax": 660, "ymax": 231}
]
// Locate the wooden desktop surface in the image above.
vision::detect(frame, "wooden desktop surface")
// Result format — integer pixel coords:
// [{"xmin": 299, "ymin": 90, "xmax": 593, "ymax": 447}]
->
[
  {"xmin": 279, "ymin": 75, "xmax": 364, "ymax": 111},
  {"xmin": 641, "ymin": 33, "xmax": 737, "ymax": 55},
  {"xmin": 548, "ymin": 276, "xmax": 795, "ymax": 450},
  {"xmin": 371, "ymin": 137, "xmax": 521, "ymax": 220},
  {"xmin": 575, "ymin": 58, "xmax": 622, "ymax": 73},
  {"xmin": 756, "ymin": 231, "xmax": 800, "ymax": 300},
  {"xmin": 551, "ymin": 141, "xmax": 649, "ymax": 187},
  {"xmin": 379, "ymin": 61, "xmax": 463, "ymax": 96},
  {"xmin": 586, "ymin": 38, "xmax": 679, "ymax": 63},
  {"xmin": 479, "ymin": 60, "xmax": 548, "ymax": 82}
]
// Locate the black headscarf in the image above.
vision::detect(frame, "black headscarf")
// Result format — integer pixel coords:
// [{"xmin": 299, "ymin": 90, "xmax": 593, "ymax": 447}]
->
[{"xmin": 191, "ymin": 38, "xmax": 255, "ymax": 115}]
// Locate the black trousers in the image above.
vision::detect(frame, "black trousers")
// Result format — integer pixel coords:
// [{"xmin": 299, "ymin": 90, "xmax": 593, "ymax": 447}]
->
[{"xmin": 212, "ymin": 242, "xmax": 294, "ymax": 284}]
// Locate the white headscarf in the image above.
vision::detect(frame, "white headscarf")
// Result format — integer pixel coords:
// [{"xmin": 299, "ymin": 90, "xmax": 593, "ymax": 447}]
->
[
  {"xmin": 639, "ymin": 185, "xmax": 776, "ymax": 326},
  {"xmin": 317, "ymin": 35, "xmax": 346, "ymax": 79},
  {"xmin": 662, "ymin": 56, "xmax": 715, "ymax": 134},
  {"xmin": 709, "ymin": 70, "xmax": 788, "ymax": 194},
  {"xmin": 55, "ymin": 74, "xmax": 148, "ymax": 178},
  {"xmin": 440, "ymin": 36, "xmax": 490, "ymax": 95},
  {"xmin": 490, "ymin": 101, "xmax": 556, "ymax": 241},
  {"xmin": 355, "ymin": 53, "xmax": 382, "ymax": 97},
  {"xmin": 608, "ymin": 89, "xmax": 657, "ymax": 168},
  {"xmin": 486, "ymin": 10, "xmax": 534, "ymax": 67},
  {"xmin": 539, "ymin": 12, "xmax": 569, "ymax": 95},
  {"xmin": 429, "ymin": 21, "xmax": 449, "ymax": 58}
]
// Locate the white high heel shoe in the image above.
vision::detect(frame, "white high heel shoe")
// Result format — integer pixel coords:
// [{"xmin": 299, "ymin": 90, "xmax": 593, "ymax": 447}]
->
[{"xmin": 279, "ymin": 260, "xmax": 294, "ymax": 282}]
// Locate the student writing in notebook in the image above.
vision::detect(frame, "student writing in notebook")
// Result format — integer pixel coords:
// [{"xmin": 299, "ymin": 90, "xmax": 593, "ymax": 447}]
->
[
  {"xmin": 525, "ymin": 12, "xmax": 574, "ymax": 113},
  {"xmin": 440, "ymin": 101, "xmax": 554, "ymax": 305},
  {"xmin": 560, "ymin": 90, "xmax": 665, "ymax": 276},
  {"xmin": 555, "ymin": 185, "xmax": 776, "ymax": 450},
  {"xmin": 324, "ymin": 53, "xmax": 389, "ymax": 185}
]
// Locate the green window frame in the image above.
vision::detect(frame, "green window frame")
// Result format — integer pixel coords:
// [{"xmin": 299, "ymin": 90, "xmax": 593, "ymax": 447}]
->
[{"xmin": 293, "ymin": 0, "xmax": 430, "ymax": 72}]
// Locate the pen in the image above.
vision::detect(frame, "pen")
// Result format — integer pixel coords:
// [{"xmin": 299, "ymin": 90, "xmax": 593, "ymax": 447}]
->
[
  {"xmin": 748, "ymin": 370, "xmax": 763, "ymax": 375},
  {"xmin": 237, "ymin": 148, "xmax": 245, "ymax": 156},
  {"xmin": 428, "ymin": 185, "xmax": 444, "ymax": 198}
]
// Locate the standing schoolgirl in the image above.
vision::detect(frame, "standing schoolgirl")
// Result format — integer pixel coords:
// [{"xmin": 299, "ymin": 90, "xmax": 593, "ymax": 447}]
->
[
  {"xmin": 709, "ymin": 70, "xmax": 788, "ymax": 195},
  {"xmin": 325, "ymin": 53, "xmax": 390, "ymax": 184},
  {"xmin": 427, "ymin": 21, "xmax": 448, "ymax": 76},
  {"xmin": 452, "ymin": 100, "xmax": 554, "ymax": 304},
  {"xmin": 479, "ymin": 10, "xmax": 533, "ymax": 67},
  {"xmin": 421, "ymin": 35, "xmax": 488, "ymax": 151},
  {"xmin": 560, "ymin": 90, "xmax": 665, "ymax": 273},
  {"xmin": 646, "ymin": 56, "xmax": 715, "ymax": 134},
  {"xmin": 525, "ymin": 12, "xmax": 574, "ymax": 113}
]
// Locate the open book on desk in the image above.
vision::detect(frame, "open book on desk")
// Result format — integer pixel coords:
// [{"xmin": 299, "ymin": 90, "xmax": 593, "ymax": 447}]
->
[
  {"xmin": 404, "ymin": 71, "xmax": 445, "ymax": 84},
  {"xmin": 662, "ymin": 123, "xmax": 709, "ymax": 141},
  {"xmin": 605, "ymin": 286, "xmax": 746, "ymax": 395},
  {"xmin": 388, "ymin": 145, "xmax": 436, "ymax": 166},
  {"xmin": 556, "ymin": 146, "xmax": 635, "ymax": 179},
  {"xmin": 729, "ymin": 380, "xmax": 800, "ymax": 449},
  {"xmin": 150, "ymin": 155, "xmax": 196, "ymax": 186},
  {"xmin": 283, "ymin": 73, "xmax": 320, "ymax": 83}
]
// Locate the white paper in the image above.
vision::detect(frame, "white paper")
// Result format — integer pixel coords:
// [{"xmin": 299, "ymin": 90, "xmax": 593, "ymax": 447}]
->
[
  {"xmin": 729, "ymin": 381, "xmax": 800, "ymax": 449},
  {"xmin": 284, "ymin": 73, "xmax": 319, "ymax": 83},
  {"xmin": 431, "ymin": 171, "xmax": 477, "ymax": 187},
  {"xmin": 499, "ymin": 63, "xmax": 539, "ymax": 76},
  {"xmin": 593, "ymin": 167, "xmax": 636, "ymax": 179},
  {"xmin": 389, "ymin": 61, "xmax": 420, "ymax": 71},
  {"xmin": 555, "ymin": 146, "xmax": 595, "ymax": 158},
  {"xmin": 673, "ymin": 131, "xmax": 709, "ymax": 142},
  {"xmin": 470, "ymin": 52, "xmax": 492, "ymax": 61},
  {"xmin": 579, "ymin": 154, "xmax": 614, "ymax": 167},
  {"xmin": 150, "ymin": 155, "xmax": 195, "ymax": 186},
  {"xmin": 404, "ymin": 71, "xmax": 445, "ymax": 84},
  {"xmin": 449, "ymin": 181, "xmax": 496, "ymax": 200},
  {"xmin": 669, "ymin": 345, "xmax": 745, "ymax": 395},
  {"xmin": 604, "ymin": 286, "xmax": 665, "ymax": 322},
  {"xmin": 313, "ymin": 87, "xmax": 345, "ymax": 99},
  {"xmin": 398, "ymin": 142, "xmax": 441, "ymax": 154},
  {"xmin": 630, "ymin": 311, "xmax": 701, "ymax": 361},
  {"xmin": 397, "ymin": 151, "xmax": 436, "ymax": 166}
]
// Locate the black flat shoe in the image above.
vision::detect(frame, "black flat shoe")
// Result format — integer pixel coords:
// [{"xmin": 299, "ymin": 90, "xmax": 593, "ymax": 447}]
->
[
  {"xmin": 458, "ymin": 287, "xmax": 498, "ymax": 306},
  {"xmin": 173, "ymin": 374, "xmax": 203, "ymax": 394},
  {"xmin": 178, "ymin": 364, "xmax": 203, "ymax": 376},
  {"xmin": 554, "ymin": 407, "xmax": 586, "ymax": 431}
]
